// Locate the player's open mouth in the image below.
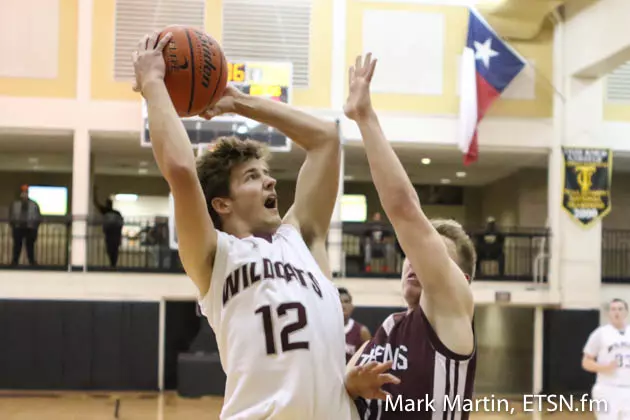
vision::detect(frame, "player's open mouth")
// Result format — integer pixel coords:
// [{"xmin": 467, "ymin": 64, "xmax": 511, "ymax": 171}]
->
[
  {"xmin": 406, "ymin": 274, "xmax": 418, "ymax": 284},
  {"xmin": 264, "ymin": 195, "xmax": 277, "ymax": 209}
]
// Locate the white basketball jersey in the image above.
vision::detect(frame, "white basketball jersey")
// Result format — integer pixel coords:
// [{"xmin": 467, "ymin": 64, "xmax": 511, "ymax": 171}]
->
[
  {"xmin": 199, "ymin": 224, "xmax": 359, "ymax": 420},
  {"xmin": 583, "ymin": 324, "xmax": 630, "ymax": 387}
]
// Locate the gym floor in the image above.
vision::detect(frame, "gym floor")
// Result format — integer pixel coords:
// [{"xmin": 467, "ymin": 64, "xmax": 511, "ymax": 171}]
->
[{"xmin": 0, "ymin": 392, "xmax": 596, "ymax": 420}]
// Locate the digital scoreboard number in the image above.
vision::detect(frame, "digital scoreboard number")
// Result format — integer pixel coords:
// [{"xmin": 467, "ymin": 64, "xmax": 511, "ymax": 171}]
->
[{"xmin": 227, "ymin": 62, "xmax": 290, "ymax": 103}]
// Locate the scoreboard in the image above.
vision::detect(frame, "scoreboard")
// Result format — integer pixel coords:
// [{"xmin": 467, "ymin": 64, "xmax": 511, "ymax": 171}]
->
[
  {"xmin": 227, "ymin": 62, "xmax": 290, "ymax": 104},
  {"xmin": 141, "ymin": 61, "xmax": 293, "ymax": 151}
]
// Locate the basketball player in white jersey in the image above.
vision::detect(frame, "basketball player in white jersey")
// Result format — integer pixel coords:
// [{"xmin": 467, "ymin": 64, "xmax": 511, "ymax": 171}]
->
[
  {"xmin": 342, "ymin": 54, "xmax": 477, "ymax": 420},
  {"xmin": 132, "ymin": 33, "xmax": 395, "ymax": 420},
  {"xmin": 583, "ymin": 298, "xmax": 630, "ymax": 420}
]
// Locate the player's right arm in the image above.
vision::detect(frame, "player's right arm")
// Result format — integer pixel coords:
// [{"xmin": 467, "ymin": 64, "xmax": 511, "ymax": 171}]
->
[
  {"xmin": 582, "ymin": 328, "xmax": 616, "ymax": 374},
  {"xmin": 344, "ymin": 54, "xmax": 473, "ymax": 356},
  {"xmin": 133, "ymin": 31, "xmax": 217, "ymax": 296}
]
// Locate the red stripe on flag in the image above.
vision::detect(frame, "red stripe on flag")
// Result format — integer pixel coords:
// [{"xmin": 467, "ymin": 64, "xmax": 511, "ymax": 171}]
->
[{"xmin": 464, "ymin": 74, "xmax": 501, "ymax": 165}]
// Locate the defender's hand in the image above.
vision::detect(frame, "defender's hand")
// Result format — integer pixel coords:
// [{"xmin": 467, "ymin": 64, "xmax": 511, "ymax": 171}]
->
[
  {"xmin": 344, "ymin": 53, "xmax": 377, "ymax": 122},
  {"xmin": 131, "ymin": 31, "xmax": 172, "ymax": 94},
  {"xmin": 345, "ymin": 360, "xmax": 401, "ymax": 400},
  {"xmin": 200, "ymin": 86, "xmax": 244, "ymax": 120}
]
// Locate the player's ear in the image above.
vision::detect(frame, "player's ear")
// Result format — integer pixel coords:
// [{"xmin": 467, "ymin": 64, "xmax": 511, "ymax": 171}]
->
[{"xmin": 211, "ymin": 197, "xmax": 232, "ymax": 216}]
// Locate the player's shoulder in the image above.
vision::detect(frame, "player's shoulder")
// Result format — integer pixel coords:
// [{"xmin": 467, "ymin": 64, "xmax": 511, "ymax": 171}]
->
[{"xmin": 380, "ymin": 311, "xmax": 408, "ymax": 336}]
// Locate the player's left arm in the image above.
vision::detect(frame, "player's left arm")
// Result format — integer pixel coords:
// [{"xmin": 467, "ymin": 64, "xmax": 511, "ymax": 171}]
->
[
  {"xmin": 344, "ymin": 54, "xmax": 473, "ymax": 355},
  {"xmin": 360, "ymin": 326, "xmax": 372, "ymax": 343},
  {"xmin": 204, "ymin": 88, "xmax": 340, "ymax": 263}
]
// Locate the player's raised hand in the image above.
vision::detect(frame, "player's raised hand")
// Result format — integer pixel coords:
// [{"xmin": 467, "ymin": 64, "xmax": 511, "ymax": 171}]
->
[
  {"xmin": 199, "ymin": 85, "xmax": 243, "ymax": 120},
  {"xmin": 131, "ymin": 31, "xmax": 172, "ymax": 94},
  {"xmin": 345, "ymin": 360, "xmax": 401, "ymax": 400},
  {"xmin": 344, "ymin": 53, "xmax": 377, "ymax": 122}
]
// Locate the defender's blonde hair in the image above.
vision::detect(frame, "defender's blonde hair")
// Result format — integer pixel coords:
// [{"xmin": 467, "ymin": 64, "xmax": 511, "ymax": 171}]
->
[{"xmin": 431, "ymin": 219, "xmax": 477, "ymax": 281}]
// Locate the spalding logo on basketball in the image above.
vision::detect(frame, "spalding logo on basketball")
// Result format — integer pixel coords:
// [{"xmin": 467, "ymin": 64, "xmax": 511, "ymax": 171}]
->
[{"xmin": 160, "ymin": 25, "xmax": 228, "ymax": 117}]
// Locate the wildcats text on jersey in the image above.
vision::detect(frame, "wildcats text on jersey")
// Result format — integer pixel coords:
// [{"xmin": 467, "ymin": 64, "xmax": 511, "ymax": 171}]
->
[{"xmin": 222, "ymin": 257, "xmax": 323, "ymax": 305}]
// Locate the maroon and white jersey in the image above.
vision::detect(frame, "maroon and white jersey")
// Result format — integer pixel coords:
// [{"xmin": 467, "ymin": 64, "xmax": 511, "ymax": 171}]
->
[
  {"xmin": 345, "ymin": 318, "xmax": 366, "ymax": 363},
  {"xmin": 354, "ymin": 307, "xmax": 476, "ymax": 420}
]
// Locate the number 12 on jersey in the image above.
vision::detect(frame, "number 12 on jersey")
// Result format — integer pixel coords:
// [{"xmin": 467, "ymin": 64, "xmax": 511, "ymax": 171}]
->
[{"xmin": 255, "ymin": 302, "xmax": 309, "ymax": 355}]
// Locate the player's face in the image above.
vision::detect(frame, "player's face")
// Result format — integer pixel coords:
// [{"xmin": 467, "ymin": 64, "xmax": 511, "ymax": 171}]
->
[
  {"xmin": 609, "ymin": 301, "xmax": 628, "ymax": 325},
  {"xmin": 401, "ymin": 236, "xmax": 461, "ymax": 309},
  {"xmin": 401, "ymin": 258, "xmax": 422, "ymax": 308},
  {"xmin": 229, "ymin": 159, "xmax": 281, "ymax": 233},
  {"xmin": 340, "ymin": 294, "xmax": 353, "ymax": 322}
]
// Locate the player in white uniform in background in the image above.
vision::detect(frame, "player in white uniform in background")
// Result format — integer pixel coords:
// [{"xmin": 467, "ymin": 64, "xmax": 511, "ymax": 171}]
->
[
  {"xmin": 132, "ymin": 33, "xmax": 395, "ymax": 420},
  {"xmin": 583, "ymin": 298, "xmax": 630, "ymax": 420}
]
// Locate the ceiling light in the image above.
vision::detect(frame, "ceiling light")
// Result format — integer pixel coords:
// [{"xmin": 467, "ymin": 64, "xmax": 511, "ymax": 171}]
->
[
  {"xmin": 440, "ymin": 178, "xmax": 451, "ymax": 184},
  {"xmin": 28, "ymin": 157, "xmax": 39, "ymax": 164},
  {"xmin": 114, "ymin": 194, "xmax": 138, "ymax": 202},
  {"xmin": 456, "ymin": 171, "xmax": 466, "ymax": 178},
  {"xmin": 421, "ymin": 158, "xmax": 431, "ymax": 165},
  {"xmin": 139, "ymin": 161, "xmax": 148, "ymax": 167},
  {"xmin": 138, "ymin": 168, "xmax": 148, "ymax": 175},
  {"xmin": 344, "ymin": 175, "xmax": 355, "ymax": 181}
]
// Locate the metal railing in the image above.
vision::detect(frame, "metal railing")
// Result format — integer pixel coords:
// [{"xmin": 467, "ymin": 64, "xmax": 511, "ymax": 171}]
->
[
  {"xmin": 341, "ymin": 223, "xmax": 550, "ymax": 282},
  {"xmin": 0, "ymin": 218, "xmax": 70, "ymax": 270},
  {"xmin": 0, "ymin": 217, "xmax": 550, "ymax": 282}
]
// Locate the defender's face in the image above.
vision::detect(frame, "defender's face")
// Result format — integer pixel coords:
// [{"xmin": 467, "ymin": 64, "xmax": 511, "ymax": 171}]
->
[
  {"xmin": 229, "ymin": 159, "xmax": 281, "ymax": 233},
  {"xmin": 609, "ymin": 301, "xmax": 628, "ymax": 325},
  {"xmin": 400, "ymin": 236, "xmax": 462, "ymax": 309},
  {"xmin": 340, "ymin": 294, "xmax": 353, "ymax": 321},
  {"xmin": 401, "ymin": 258, "xmax": 422, "ymax": 308}
]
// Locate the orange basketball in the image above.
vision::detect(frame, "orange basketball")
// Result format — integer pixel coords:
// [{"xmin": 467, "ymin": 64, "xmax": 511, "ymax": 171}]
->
[{"xmin": 159, "ymin": 26, "xmax": 228, "ymax": 117}]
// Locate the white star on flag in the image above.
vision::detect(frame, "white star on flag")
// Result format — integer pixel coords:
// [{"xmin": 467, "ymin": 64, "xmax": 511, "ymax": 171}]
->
[{"xmin": 473, "ymin": 38, "xmax": 498, "ymax": 68}]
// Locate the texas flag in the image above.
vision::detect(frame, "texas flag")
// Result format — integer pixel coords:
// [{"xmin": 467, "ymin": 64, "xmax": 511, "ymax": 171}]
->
[{"xmin": 457, "ymin": 8, "xmax": 526, "ymax": 165}]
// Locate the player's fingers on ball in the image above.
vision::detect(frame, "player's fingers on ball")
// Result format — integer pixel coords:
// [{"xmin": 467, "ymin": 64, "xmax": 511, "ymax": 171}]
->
[
  {"xmin": 348, "ymin": 66, "xmax": 355, "ymax": 83},
  {"xmin": 147, "ymin": 31, "xmax": 159, "ymax": 49},
  {"xmin": 156, "ymin": 32, "xmax": 172, "ymax": 52},
  {"xmin": 138, "ymin": 34, "xmax": 150, "ymax": 52}
]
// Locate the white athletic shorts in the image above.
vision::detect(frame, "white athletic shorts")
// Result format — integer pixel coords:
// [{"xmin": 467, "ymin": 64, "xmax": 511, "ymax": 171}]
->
[{"xmin": 592, "ymin": 384, "xmax": 630, "ymax": 420}]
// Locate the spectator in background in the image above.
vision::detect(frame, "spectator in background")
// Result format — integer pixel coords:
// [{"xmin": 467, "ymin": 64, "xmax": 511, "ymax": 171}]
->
[
  {"xmin": 9, "ymin": 185, "xmax": 41, "ymax": 266},
  {"xmin": 338, "ymin": 287, "xmax": 371, "ymax": 363},
  {"xmin": 475, "ymin": 216, "xmax": 506, "ymax": 277},
  {"xmin": 93, "ymin": 187, "xmax": 124, "ymax": 268},
  {"xmin": 363, "ymin": 211, "xmax": 395, "ymax": 273},
  {"xmin": 144, "ymin": 216, "xmax": 171, "ymax": 270}
]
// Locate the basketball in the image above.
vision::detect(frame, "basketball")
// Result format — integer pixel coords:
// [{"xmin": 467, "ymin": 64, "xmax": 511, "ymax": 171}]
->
[{"xmin": 159, "ymin": 25, "xmax": 228, "ymax": 117}]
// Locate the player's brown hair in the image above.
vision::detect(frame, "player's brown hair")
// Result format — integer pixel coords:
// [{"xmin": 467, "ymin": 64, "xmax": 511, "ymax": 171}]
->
[
  {"xmin": 196, "ymin": 136, "xmax": 270, "ymax": 230},
  {"xmin": 431, "ymin": 219, "xmax": 477, "ymax": 281}
]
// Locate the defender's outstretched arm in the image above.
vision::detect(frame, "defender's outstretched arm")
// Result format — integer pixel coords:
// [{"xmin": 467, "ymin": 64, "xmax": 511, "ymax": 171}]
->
[
  {"xmin": 134, "ymin": 32, "xmax": 217, "ymax": 296},
  {"xmin": 344, "ymin": 54, "xmax": 473, "ymax": 354}
]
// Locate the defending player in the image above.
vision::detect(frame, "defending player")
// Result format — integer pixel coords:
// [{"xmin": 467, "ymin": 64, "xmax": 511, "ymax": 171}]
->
[
  {"xmin": 583, "ymin": 298, "xmax": 630, "ymax": 420},
  {"xmin": 343, "ymin": 54, "xmax": 477, "ymax": 419},
  {"xmin": 132, "ymin": 33, "xmax": 395, "ymax": 420},
  {"xmin": 339, "ymin": 287, "xmax": 372, "ymax": 362}
]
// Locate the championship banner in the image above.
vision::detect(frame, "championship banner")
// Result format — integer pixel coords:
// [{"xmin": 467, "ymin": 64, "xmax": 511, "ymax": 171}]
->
[
  {"xmin": 141, "ymin": 61, "xmax": 293, "ymax": 152},
  {"xmin": 562, "ymin": 147, "xmax": 612, "ymax": 228}
]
